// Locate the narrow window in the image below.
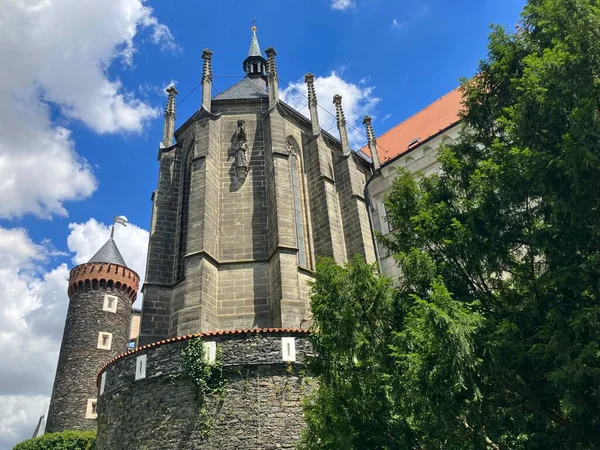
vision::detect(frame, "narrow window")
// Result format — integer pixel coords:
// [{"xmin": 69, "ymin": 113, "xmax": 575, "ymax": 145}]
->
[
  {"xmin": 103, "ymin": 294, "xmax": 118, "ymax": 313},
  {"xmin": 135, "ymin": 354, "xmax": 147, "ymax": 380},
  {"xmin": 97, "ymin": 332, "xmax": 113, "ymax": 350},
  {"xmin": 178, "ymin": 146, "xmax": 193, "ymax": 280},
  {"xmin": 85, "ymin": 399, "xmax": 97, "ymax": 419},
  {"xmin": 203, "ymin": 341, "xmax": 216, "ymax": 364},
  {"xmin": 376, "ymin": 200, "xmax": 391, "ymax": 235},
  {"xmin": 282, "ymin": 337, "xmax": 296, "ymax": 362},
  {"xmin": 99, "ymin": 372, "xmax": 106, "ymax": 395},
  {"xmin": 289, "ymin": 140, "xmax": 307, "ymax": 267}
]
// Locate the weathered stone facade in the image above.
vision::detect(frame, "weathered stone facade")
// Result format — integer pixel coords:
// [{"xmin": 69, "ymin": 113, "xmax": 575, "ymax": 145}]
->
[
  {"xmin": 139, "ymin": 33, "xmax": 375, "ymax": 345},
  {"xmin": 47, "ymin": 28, "xmax": 377, "ymax": 448},
  {"xmin": 46, "ymin": 258, "xmax": 140, "ymax": 432},
  {"xmin": 97, "ymin": 331, "xmax": 315, "ymax": 450}
]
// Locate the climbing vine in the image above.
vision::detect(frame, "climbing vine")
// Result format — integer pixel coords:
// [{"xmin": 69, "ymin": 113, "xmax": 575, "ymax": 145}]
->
[{"xmin": 180, "ymin": 338, "xmax": 226, "ymax": 438}]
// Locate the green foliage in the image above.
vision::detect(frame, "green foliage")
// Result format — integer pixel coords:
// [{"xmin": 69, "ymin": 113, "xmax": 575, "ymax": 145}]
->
[
  {"xmin": 13, "ymin": 431, "xmax": 96, "ymax": 450},
  {"xmin": 301, "ymin": 0, "xmax": 600, "ymax": 448},
  {"xmin": 180, "ymin": 338, "xmax": 226, "ymax": 438}
]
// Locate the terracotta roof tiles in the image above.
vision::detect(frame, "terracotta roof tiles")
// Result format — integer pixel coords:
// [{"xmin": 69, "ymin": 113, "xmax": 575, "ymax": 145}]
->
[{"xmin": 362, "ymin": 86, "xmax": 464, "ymax": 164}]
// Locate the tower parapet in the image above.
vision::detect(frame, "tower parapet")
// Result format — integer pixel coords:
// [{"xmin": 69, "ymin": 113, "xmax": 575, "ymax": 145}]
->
[{"xmin": 46, "ymin": 234, "xmax": 139, "ymax": 433}]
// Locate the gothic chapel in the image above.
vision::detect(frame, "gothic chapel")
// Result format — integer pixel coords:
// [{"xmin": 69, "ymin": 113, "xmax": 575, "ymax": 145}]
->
[
  {"xmin": 47, "ymin": 26, "xmax": 378, "ymax": 449},
  {"xmin": 139, "ymin": 26, "xmax": 375, "ymax": 345}
]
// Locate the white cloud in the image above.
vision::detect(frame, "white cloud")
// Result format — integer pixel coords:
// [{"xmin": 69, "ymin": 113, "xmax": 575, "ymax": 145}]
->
[
  {"xmin": 382, "ymin": 113, "xmax": 392, "ymax": 122},
  {"xmin": 281, "ymin": 71, "xmax": 381, "ymax": 149},
  {"xmin": 330, "ymin": 0, "xmax": 355, "ymax": 11},
  {"xmin": 0, "ymin": 0, "xmax": 176, "ymax": 218},
  {"xmin": 0, "ymin": 219, "xmax": 148, "ymax": 449},
  {"xmin": 392, "ymin": 18, "xmax": 405, "ymax": 28}
]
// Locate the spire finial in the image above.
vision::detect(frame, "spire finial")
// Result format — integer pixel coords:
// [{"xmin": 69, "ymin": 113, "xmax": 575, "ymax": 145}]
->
[
  {"xmin": 201, "ymin": 49, "xmax": 213, "ymax": 111},
  {"xmin": 162, "ymin": 85, "xmax": 178, "ymax": 146},
  {"xmin": 363, "ymin": 116, "xmax": 381, "ymax": 169},
  {"xmin": 266, "ymin": 47, "xmax": 279, "ymax": 107},
  {"xmin": 333, "ymin": 95, "xmax": 350, "ymax": 155},
  {"xmin": 305, "ymin": 73, "xmax": 320, "ymax": 135},
  {"xmin": 244, "ymin": 23, "xmax": 267, "ymax": 79}
]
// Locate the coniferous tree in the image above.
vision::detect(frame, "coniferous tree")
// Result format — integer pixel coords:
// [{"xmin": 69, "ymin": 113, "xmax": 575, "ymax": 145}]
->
[{"xmin": 301, "ymin": 0, "xmax": 600, "ymax": 448}]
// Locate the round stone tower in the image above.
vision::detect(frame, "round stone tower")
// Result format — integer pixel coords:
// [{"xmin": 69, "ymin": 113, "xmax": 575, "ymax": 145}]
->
[{"xmin": 46, "ymin": 235, "xmax": 139, "ymax": 433}]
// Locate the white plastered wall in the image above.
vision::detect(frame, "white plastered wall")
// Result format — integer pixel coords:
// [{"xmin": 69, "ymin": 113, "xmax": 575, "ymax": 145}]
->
[{"xmin": 367, "ymin": 125, "xmax": 461, "ymax": 280}]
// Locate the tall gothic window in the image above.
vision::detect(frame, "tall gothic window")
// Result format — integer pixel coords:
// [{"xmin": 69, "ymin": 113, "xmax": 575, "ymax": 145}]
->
[
  {"xmin": 178, "ymin": 145, "xmax": 193, "ymax": 280},
  {"xmin": 288, "ymin": 138, "xmax": 307, "ymax": 267}
]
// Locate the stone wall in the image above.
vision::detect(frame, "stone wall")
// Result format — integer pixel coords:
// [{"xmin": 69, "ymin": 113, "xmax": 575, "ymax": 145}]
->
[{"xmin": 97, "ymin": 331, "xmax": 315, "ymax": 450}]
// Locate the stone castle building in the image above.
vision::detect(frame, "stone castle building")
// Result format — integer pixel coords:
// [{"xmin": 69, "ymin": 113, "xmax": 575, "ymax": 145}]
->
[{"xmin": 46, "ymin": 27, "xmax": 378, "ymax": 449}]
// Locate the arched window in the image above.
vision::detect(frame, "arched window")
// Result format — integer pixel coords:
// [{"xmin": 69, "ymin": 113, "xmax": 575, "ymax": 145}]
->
[
  {"xmin": 288, "ymin": 138, "xmax": 308, "ymax": 267},
  {"xmin": 178, "ymin": 143, "xmax": 194, "ymax": 280}
]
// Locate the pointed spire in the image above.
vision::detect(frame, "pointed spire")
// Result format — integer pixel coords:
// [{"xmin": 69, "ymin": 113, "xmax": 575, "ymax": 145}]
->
[
  {"xmin": 248, "ymin": 25, "xmax": 262, "ymax": 57},
  {"xmin": 333, "ymin": 95, "xmax": 350, "ymax": 156},
  {"xmin": 88, "ymin": 238, "xmax": 127, "ymax": 267},
  {"xmin": 265, "ymin": 47, "xmax": 278, "ymax": 107},
  {"xmin": 162, "ymin": 85, "xmax": 178, "ymax": 147},
  {"xmin": 243, "ymin": 25, "xmax": 267, "ymax": 79},
  {"xmin": 201, "ymin": 48, "xmax": 213, "ymax": 112},
  {"xmin": 305, "ymin": 73, "xmax": 320, "ymax": 136},
  {"xmin": 363, "ymin": 116, "xmax": 381, "ymax": 169}
]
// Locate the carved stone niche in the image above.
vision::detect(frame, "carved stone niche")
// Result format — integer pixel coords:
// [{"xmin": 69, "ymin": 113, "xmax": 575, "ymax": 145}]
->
[{"xmin": 235, "ymin": 120, "xmax": 249, "ymax": 182}]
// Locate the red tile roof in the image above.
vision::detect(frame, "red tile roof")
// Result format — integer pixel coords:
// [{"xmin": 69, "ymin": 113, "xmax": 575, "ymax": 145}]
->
[
  {"xmin": 362, "ymin": 86, "xmax": 464, "ymax": 164},
  {"xmin": 97, "ymin": 328, "xmax": 312, "ymax": 381}
]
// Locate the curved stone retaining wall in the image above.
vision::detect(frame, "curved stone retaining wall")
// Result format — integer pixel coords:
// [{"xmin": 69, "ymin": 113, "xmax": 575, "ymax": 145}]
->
[{"xmin": 96, "ymin": 329, "xmax": 314, "ymax": 450}]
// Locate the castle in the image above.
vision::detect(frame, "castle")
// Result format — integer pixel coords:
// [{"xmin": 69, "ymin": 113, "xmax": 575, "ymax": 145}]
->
[{"xmin": 46, "ymin": 27, "xmax": 379, "ymax": 449}]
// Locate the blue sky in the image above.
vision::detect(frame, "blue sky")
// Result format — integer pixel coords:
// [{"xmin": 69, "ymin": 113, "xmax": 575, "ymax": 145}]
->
[{"xmin": 0, "ymin": 0, "xmax": 525, "ymax": 447}]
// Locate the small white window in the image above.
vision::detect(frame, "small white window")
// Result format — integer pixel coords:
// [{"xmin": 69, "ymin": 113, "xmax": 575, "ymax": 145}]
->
[
  {"xmin": 103, "ymin": 294, "xmax": 118, "ymax": 313},
  {"xmin": 99, "ymin": 371, "xmax": 106, "ymax": 395},
  {"xmin": 135, "ymin": 354, "xmax": 147, "ymax": 380},
  {"xmin": 203, "ymin": 341, "xmax": 216, "ymax": 364},
  {"xmin": 85, "ymin": 399, "xmax": 97, "ymax": 419},
  {"xmin": 282, "ymin": 337, "xmax": 296, "ymax": 362},
  {"xmin": 97, "ymin": 332, "xmax": 113, "ymax": 350}
]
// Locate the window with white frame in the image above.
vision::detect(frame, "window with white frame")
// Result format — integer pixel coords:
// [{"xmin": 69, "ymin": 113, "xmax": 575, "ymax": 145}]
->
[
  {"xmin": 203, "ymin": 341, "xmax": 216, "ymax": 364},
  {"xmin": 97, "ymin": 332, "xmax": 113, "ymax": 350},
  {"xmin": 135, "ymin": 354, "xmax": 147, "ymax": 380},
  {"xmin": 282, "ymin": 337, "xmax": 296, "ymax": 362},
  {"xmin": 85, "ymin": 398, "xmax": 97, "ymax": 419},
  {"xmin": 103, "ymin": 294, "xmax": 118, "ymax": 313},
  {"xmin": 99, "ymin": 371, "xmax": 106, "ymax": 395}
]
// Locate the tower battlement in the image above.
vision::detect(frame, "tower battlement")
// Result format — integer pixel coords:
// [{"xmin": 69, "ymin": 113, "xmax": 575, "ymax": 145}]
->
[{"xmin": 68, "ymin": 262, "xmax": 140, "ymax": 303}]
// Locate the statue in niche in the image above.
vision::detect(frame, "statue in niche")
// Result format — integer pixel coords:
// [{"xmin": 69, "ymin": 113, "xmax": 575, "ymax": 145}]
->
[{"xmin": 235, "ymin": 120, "xmax": 249, "ymax": 182}]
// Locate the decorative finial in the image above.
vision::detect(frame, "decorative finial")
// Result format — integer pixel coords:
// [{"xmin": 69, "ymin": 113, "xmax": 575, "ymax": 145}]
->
[
  {"xmin": 201, "ymin": 49, "xmax": 213, "ymax": 83},
  {"xmin": 265, "ymin": 47, "xmax": 279, "ymax": 107},
  {"xmin": 333, "ymin": 94, "xmax": 346, "ymax": 127},
  {"xmin": 165, "ymin": 85, "xmax": 178, "ymax": 118},
  {"xmin": 305, "ymin": 73, "xmax": 320, "ymax": 135},
  {"xmin": 333, "ymin": 94, "xmax": 350, "ymax": 155},
  {"xmin": 363, "ymin": 116, "xmax": 380, "ymax": 169},
  {"xmin": 305, "ymin": 73, "xmax": 317, "ymax": 106},
  {"xmin": 251, "ymin": 17, "xmax": 257, "ymax": 33}
]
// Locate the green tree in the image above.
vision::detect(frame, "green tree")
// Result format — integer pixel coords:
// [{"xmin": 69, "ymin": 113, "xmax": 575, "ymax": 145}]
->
[
  {"xmin": 13, "ymin": 431, "xmax": 96, "ymax": 450},
  {"xmin": 300, "ymin": 0, "xmax": 600, "ymax": 448}
]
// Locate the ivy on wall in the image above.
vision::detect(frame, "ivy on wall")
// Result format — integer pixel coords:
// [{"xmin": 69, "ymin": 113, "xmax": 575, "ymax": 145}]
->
[{"xmin": 180, "ymin": 338, "xmax": 226, "ymax": 438}]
